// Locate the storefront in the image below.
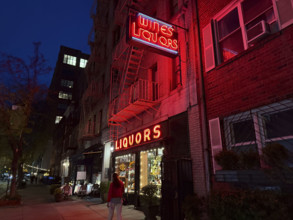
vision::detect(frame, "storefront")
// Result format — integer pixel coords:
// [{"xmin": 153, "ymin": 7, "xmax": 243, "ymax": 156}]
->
[
  {"xmin": 112, "ymin": 122, "xmax": 167, "ymax": 205},
  {"xmin": 111, "ymin": 112, "xmax": 194, "ymax": 217},
  {"xmin": 114, "ymin": 147, "xmax": 164, "ymax": 195}
]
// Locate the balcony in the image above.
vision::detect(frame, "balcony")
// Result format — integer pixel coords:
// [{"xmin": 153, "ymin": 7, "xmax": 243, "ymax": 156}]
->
[{"xmin": 109, "ymin": 79, "xmax": 160, "ymax": 123}]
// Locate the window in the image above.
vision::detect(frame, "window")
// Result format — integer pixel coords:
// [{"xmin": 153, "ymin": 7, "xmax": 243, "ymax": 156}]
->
[
  {"xmin": 97, "ymin": 110, "xmax": 103, "ymax": 134},
  {"xmin": 88, "ymin": 119, "xmax": 91, "ymax": 134},
  {"xmin": 171, "ymin": 57, "xmax": 181, "ymax": 90},
  {"xmin": 55, "ymin": 116, "xmax": 63, "ymax": 124},
  {"xmin": 93, "ymin": 115, "xmax": 96, "ymax": 134},
  {"xmin": 63, "ymin": 54, "xmax": 77, "ymax": 66},
  {"xmin": 170, "ymin": 0, "xmax": 179, "ymax": 17},
  {"xmin": 221, "ymin": 100, "xmax": 293, "ymax": 165},
  {"xmin": 57, "ymin": 103, "xmax": 68, "ymax": 111},
  {"xmin": 58, "ymin": 91, "xmax": 72, "ymax": 100},
  {"xmin": 149, "ymin": 64, "xmax": 159, "ymax": 100},
  {"xmin": 224, "ymin": 115, "xmax": 257, "ymax": 153},
  {"xmin": 61, "ymin": 79, "xmax": 74, "ymax": 88},
  {"xmin": 80, "ymin": 58, "xmax": 87, "ymax": 68},
  {"xmin": 115, "ymin": 154, "xmax": 135, "ymax": 193},
  {"xmin": 203, "ymin": 0, "xmax": 293, "ymax": 70},
  {"xmin": 140, "ymin": 148, "xmax": 164, "ymax": 196}
]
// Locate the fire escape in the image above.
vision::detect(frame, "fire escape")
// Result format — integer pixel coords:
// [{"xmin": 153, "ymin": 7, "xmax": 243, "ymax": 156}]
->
[{"xmin": 109, "ymin": 0, "xmax": 160, "ymax": 141}]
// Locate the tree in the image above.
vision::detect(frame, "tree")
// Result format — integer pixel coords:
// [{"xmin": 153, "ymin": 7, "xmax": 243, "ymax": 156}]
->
[{"xmin": 0, "ymin": 42, "xmax": 51, "ymax": 197}]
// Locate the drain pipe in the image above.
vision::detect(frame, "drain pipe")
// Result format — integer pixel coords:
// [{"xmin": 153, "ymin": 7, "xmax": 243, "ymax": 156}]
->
[{"xmin": 191, "ymin": 0, "xmax": 211, "ymax": 194}]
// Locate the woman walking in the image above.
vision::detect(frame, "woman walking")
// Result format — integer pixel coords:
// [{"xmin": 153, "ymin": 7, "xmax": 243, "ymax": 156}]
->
[{"xmin": 107, "ymin": 173, "xmax": 125, "ymax": 220}]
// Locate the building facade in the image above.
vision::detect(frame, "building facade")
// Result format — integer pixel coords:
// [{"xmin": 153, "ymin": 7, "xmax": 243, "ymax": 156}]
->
[
  {"xmin": 47, "ymin": 46, "xmax": 89, "ymax": 177},
  {"xmin": 197, "ymin": 0, "xmax": 293, "ymax": 189},
  {"xmin": 92, "ymin": 0, "xmax": 208, "ymax": 219}
]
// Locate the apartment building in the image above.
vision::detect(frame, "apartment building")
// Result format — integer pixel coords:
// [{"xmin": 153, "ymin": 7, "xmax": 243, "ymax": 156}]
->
[
  {"xmin": 81, "ymin": 0, "xmax": 209, "ymax": 219},
  {"xmin": 197, "ymin": 0, "xmax": 293, "ymax": 189},
  {"xmin": 47, "ymin": 46, "xmax": 89, "ymax": 177}
]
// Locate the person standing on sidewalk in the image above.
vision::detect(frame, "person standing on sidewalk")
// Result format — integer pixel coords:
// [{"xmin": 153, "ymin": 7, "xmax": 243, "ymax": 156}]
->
[{"xmin": 107, "ymin": 173, "xmax": 124, "ymax": 220}]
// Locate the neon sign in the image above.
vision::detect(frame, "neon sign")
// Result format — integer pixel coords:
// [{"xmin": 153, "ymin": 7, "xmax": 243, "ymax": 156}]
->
[
  {"xmin": 115, "ymin": 124, "xmax": 162, "ymax": 151},
  {"xmin": 128, "ymin": 12, "xmax": 179, "ymax": 57}
]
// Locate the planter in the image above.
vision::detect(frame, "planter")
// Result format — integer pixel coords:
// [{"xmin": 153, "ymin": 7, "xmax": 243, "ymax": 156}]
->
[
  {"xmin": 101, "ymin": 192, "xmax": 108, "ymax": 203},
  {"xmin": 0, "ymin": 199, "xmax": 21, "ymax": 206},
  {"xmin": 54, "ymin": 193, "xmax": 63, "ymax": 202},
  {"xmin": 215, "ymin": 169, "xmax": 281, "ymax": 187},
  {"xmin": 142, "ymin": 205, "xmax": 160, "ymax": 220}
]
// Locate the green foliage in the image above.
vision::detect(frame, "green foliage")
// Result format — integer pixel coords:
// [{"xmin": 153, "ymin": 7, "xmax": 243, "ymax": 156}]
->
[
  {"xmin": 215, "ymin": 150, "xmax": 240, "ymax": 170},
  {"xmin": 141, "ymin": 184, "xmax": 159, "ymax": 206},
  {"xmin": 215, "ymin": 149, "xmax": 261, "ymax": 170},
  {"xmin": 181, "ymin": 190, "xmax": 292, "ymax": 220},
  {"xmin": 50, "ymin": 184, "xmax": 61, "ymax": 195},
  {"xmin": 262, "ymin": 143, "xmax": 288, "ymax": 167},
  {"xmin": 53, "ymin": 187, "xmax": 62, "ymax": 196},
  {"xmin": 208, "ymin": 190, "xmax": 290, "ymax": 220},
  {"xmin": 262, "ymin": 143, "xmax": 293, "ymax": 183},
  {"xmin": 182, "ymin": 194, "xmax": 204, "ymax": 220},
  {"xmin": 0, "ymin": 43, "xmax": 51, "ymax": 198},
  {"xmin": 99, "ymin": 181, "xmax": 110, "ymax": 194},
  {"xmin": 239, "ymin": 149, "xmax": 260, "ymax": 169}
]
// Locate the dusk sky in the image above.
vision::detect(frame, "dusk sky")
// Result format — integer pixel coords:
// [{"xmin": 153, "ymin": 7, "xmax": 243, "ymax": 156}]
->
[{"xmin": 0, "ymin": 0, "xmax": 94, "ymax": 86}]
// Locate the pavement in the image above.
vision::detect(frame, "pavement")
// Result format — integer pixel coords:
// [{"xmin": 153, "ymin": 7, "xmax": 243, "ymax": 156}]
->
[{"xmin": 0, "ymin": 182, "xmax": 145, "ymax": 220}]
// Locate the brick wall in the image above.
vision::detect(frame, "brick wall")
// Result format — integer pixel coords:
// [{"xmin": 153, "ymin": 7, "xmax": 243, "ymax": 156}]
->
[
  {"xmin": 188, "ymin": 105, "xmax": 208, "ymax": 196},
  {"xmin": 197, "ymin": 0, "xmax": 293, "ymax": 120},
  {"xmin": 205, "ymin": 26, "xmax": 293, "ymax": 119}
]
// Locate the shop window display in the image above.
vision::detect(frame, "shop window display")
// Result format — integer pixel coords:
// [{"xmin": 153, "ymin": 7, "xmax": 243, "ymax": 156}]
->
[
  {"xmin": 115, "ymin": 154, "xmax": 135, "ymax": 193},
  {"xmin": 140, "ymin": 148, "xmax": 164, "ymax": 195}
]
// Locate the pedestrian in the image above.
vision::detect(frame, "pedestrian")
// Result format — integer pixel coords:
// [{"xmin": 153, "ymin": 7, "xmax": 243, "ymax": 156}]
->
[{"xmin": 107, "ymin": 173, "xmax": 124, "ymax": 220}]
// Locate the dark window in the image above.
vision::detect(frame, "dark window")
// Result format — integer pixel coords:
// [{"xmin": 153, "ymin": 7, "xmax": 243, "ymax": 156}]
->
[
  {"xmin": 232, "ymin": 119, "xmax": 256, "ymax": 144},
  {"xmin": 171, "ymin": 57, "xmax": 180, "ymax": 90},
  {"xmin": 113, "ymin": 26, "xmax": 120, "ymax": 47},
  {"xmin": 264, "ymin": 109, "xmax": 293, "ymax": 139},
  {"xmin": 170, "ymin": 0, "xmax": 178, "ymax": 17},
  {"xmin": 93, "ymin": 115, "xmax": 96, "ymax": 134}
]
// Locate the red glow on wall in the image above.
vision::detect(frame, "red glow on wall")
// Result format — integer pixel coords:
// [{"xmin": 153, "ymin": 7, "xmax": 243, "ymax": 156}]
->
[
  {"xmin": 115, "ymin": 124, "xmax": 162, "ymax": 151},
  {"xmin": 128, "ymin": 12, "xmax": 178, "ymax": 57}
]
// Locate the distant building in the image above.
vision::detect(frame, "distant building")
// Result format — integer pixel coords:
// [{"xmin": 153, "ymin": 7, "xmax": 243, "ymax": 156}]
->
[{"xmin": 47, "ymin": 45, "xmax": 89, "ymax": 177}]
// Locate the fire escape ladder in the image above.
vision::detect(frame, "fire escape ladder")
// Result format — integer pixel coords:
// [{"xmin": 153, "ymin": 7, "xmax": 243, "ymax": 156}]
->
[
  {"xmin": 119, "ymin": 46, "xmax": 144, "ymax": 94},
  {"xmin": 109, "ymin": 65, "xmax": 122, "ymax": 141}
]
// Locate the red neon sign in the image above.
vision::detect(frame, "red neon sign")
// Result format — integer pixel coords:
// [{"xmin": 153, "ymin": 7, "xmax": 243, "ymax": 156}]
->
[
  {"xmin": 115, "ymin": 124, "xmax": 162, "ymax": 151},
  {"xmin": 128, "ymin": 13, "xmax": 179, "ymax": 57}
]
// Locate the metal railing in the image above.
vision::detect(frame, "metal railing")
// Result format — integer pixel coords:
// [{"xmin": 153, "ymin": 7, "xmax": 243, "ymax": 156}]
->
[{"xmin": 110, "ymin": 79, "xmax": 159, "ymax": 116}]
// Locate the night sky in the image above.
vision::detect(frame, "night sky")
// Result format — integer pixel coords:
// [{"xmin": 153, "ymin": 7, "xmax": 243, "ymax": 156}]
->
[{"xmin": 0, "ymin": 0, "xmax": 93, "ymax": 86}]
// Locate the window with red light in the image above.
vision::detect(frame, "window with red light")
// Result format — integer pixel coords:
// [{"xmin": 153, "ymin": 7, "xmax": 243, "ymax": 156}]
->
[
  {"xmin": 203, "ymin": 0, "xmax": 293, "ymax": 71},
  {"xmin": 171, "ymin": 57, "xmax": 181, "ymax": 90}
]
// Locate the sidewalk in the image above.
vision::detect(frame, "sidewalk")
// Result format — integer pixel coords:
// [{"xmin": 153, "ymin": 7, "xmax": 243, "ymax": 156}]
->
[{"xmin": 0, "ymin": 183, "xmax": 145, "ymax": 220}]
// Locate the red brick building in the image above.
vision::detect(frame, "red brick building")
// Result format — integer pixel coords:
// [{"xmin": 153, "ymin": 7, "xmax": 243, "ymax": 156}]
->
[{"xmin": 197, "ymin": 0, "xmax": 293, "ymax": 188}]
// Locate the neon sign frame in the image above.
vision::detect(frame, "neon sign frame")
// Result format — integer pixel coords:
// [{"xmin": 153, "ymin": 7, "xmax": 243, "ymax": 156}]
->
[
  {"xmin": 128, "ymin": 12, "xmax": 179, "ymax": 57},
  {"xmin": 114, "ymin": 124, "xmax": 162, "ymax": 151}
]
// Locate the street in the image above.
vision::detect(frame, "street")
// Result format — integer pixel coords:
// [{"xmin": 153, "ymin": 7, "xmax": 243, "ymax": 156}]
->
[{"xmin": 0, "ymin": 182, "xmax": 145, "ymax": 220}]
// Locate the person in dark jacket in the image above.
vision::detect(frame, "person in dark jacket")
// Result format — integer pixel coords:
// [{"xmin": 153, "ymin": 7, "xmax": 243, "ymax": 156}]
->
[{"xmin": 107, "ymin": 173, "xmax": 124, "ymax": 220}]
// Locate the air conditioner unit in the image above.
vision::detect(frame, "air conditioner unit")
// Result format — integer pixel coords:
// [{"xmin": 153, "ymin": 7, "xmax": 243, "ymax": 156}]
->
[{"xmin": 247, "ymin": 20, "xmax": 270, "ymax": 44}]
